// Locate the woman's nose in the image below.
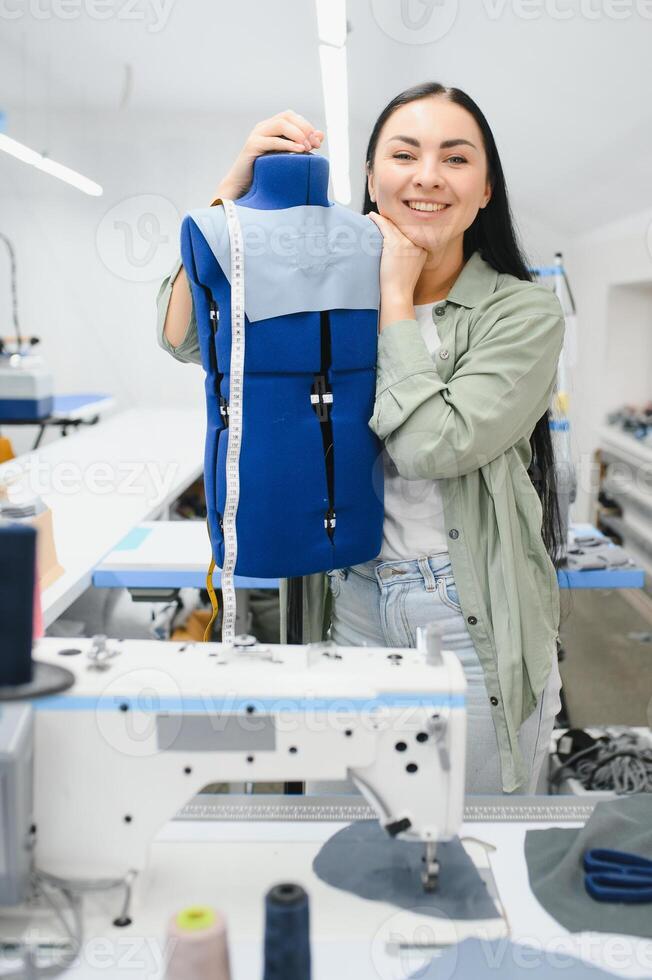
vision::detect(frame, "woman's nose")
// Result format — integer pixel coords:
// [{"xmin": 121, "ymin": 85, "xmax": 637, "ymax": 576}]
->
[
  {"xmin": 414, "ymin": 168, "xmax": 443, "ymax": 188},
  {"xmin": 413, "ymin": 158, "xmax": 445, "ymax": 188}
]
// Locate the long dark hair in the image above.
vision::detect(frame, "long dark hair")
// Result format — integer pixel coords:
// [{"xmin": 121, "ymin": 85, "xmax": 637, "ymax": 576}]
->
[{"xmin": 363, "ymin": 82, "xmax": 564, "ymax": 568}]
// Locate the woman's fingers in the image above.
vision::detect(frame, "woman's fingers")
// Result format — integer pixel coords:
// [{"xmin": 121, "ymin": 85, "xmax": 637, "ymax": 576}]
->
[
  {"xmin": 255, "ymin": 117, "xmax": 312, "ymax": 150},
  {"xmin": 222, "ymin": 112, "xmax": 323, "ymax": 200},
  {"xmin": 255, "ymin": 114, "xmax": 324, "ymax": 151},
  {"xmin": 369, "ymin": 212, "xmax": 422, "ymax": 249},
  {"xmin": 279, "ymin": 110, "xmax": 324, "ymax": 144},
  {"xmin": 368, "ymin": 211, "xmax": 404, "ymax": 244},
  {"xmin": 368, "ymin": 212, "xmax": 390, "ymax": 233},
  {"xmin": 264, "ymin": 136, "xmax": 317, "ymax": 153}
]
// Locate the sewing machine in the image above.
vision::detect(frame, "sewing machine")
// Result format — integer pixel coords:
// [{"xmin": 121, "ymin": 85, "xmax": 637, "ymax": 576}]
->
[
  {"xmin": 1, "ymin": 630, "xmax": 466, "ymax": 916},
  {"xmin": 0, "ymin": 344, "xmax": 53, "ymax": 420}
]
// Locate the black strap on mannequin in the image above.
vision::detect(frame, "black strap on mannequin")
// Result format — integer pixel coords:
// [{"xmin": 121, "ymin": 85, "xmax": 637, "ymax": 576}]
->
[
  {"xmin": 310, "ymin": 310, "xmax": 336, "ymax": 542},
  {"xmin": 208, "ymin": 299, "xmax": 229, "ymax": 428}
]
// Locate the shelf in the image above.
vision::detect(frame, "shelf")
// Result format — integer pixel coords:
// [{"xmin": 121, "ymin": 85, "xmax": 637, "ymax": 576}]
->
[
  {"xmin": 596, "ymin": 429, "xmax": 651, "ymax": 583},
  {"xmin": 598, "ymin": 425, "xmax": 652, "ymax": 469},
  {"xmin": 601, "ymin": 475, "xmax": 652, "ymax": 513},
  {"xmin": 598, "ymin": 512, "xmax": 652, "ymax": 569}
]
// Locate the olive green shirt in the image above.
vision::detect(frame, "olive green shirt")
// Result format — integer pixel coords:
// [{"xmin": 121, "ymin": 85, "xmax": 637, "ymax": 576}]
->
[{"xmin": 156, "ymin": 248, "xmax": 565, "ymax": 792}]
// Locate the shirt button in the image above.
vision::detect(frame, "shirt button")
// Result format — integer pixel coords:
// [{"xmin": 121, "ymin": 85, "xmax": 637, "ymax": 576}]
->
[
  {"xmin": 467, "ymin": 616, "xmax": 477, "ymax": 625},
  {"xmin": 439, "ymin": 349, "xmax": 449, "ymax": 360},
  {"xmin": 434, "ymin": 305, "xmax": 446, "ymax": 316},
  {"xmin": 490, "ymin": 696, "xmax": 499, "ymax": 706},
  {"xmin": 448, "ymin": 529, "xmax": 459, "ymax": 540}
]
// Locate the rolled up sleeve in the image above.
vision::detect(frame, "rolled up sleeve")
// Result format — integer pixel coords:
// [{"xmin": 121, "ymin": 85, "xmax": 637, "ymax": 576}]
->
[
  {"xmin": 156, "ymin": 256, "xmax": 202, "ymax": 365},
  {"xmin": 369, "ymin": 287, "xmax": 565, "ymax": 480}
]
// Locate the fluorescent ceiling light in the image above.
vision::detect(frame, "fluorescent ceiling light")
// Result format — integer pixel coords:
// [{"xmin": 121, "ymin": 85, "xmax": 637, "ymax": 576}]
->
[
  {"xmin": 0, "ymin": 133, "xmax": 103, "ymax": 196},
  {"xmin": 319, "ymin": 41, "xmax": 351, "ymax": 205},
  {"xmin": 316, "ymin": 0, "xmax": 346, "ymax": 46}
]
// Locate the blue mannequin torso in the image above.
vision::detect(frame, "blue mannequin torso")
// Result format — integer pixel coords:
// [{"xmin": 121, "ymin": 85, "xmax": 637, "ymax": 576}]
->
[{"xmin": 180, "ymin": 152, "xmax": 384, "ymax": 578}]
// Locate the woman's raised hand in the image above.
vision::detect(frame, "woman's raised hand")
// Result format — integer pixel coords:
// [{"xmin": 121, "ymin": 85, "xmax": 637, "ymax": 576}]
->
[{"xmin": 215, "ymin": 110, "xmax": 324, "ymax": 201}]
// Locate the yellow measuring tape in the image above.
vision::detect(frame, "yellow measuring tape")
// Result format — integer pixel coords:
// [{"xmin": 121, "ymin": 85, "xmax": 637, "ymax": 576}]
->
[{"xmin": 203, "ymin": 521, "xmax": 219, "ymax": 642}]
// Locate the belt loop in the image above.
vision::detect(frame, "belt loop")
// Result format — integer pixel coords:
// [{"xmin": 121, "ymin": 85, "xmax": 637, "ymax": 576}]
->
[
  {"xmin": 375, "ymin": 563, "xmax": 389, "ymax": 588},
  {"xmin": 417, "ymin": 556, "xmax": 437, "ymax": 592}
]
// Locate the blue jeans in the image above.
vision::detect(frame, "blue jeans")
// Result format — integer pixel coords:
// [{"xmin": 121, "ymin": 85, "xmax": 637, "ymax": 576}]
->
[{"xmin": 323, "ymin": 552, "xmax": 562, "ymax": 796}]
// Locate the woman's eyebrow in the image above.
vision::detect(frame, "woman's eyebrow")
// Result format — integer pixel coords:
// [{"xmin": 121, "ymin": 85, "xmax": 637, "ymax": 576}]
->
[{"xmin": 386, "ymin": 135, "xmax": 477, "ymax": 150}]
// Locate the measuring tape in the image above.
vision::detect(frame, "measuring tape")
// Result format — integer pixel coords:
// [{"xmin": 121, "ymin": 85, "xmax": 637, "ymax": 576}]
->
[{"xmin": 217, "ymin": 198, "xmax": 246, "ymax": 647}]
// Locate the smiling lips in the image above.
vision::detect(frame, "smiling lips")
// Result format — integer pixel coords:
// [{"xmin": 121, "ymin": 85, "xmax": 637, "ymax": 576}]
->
[{"xmin": 404, "ymin": 200, "xmax": 451, "ymax": 213}]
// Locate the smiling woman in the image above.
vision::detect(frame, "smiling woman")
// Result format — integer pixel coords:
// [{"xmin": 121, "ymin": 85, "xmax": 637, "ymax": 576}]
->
[
  {"xmin": 365, "ymin": 91, "xmax": 493, "ymax": 315},
  {"xmin": 155, "ymin": 87, "xmax": 566, "ymax": 795},
  {"xmin": 319, "ymin": 81, "xmax": 567, "ymax": 794}
]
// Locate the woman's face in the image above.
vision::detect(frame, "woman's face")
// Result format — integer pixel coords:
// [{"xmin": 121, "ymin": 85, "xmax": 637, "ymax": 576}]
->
[{"xmin": 367, "ymin": 96, "xmax": 492, "ymax": 255}]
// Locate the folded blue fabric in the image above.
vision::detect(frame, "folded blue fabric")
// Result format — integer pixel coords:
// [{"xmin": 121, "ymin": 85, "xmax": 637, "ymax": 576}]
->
[{"xmin": 188, "ymin": 203, "xmax": 382, "ymax": 323}]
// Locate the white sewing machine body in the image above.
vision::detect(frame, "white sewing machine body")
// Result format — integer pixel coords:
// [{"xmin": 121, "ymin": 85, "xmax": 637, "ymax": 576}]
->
[{"xmin": 31, "ymin": 636, "xmax": 466, "ymax": 882}]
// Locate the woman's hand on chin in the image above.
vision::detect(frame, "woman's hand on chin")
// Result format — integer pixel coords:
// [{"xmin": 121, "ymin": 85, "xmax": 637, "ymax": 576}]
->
[{"xmin": 367, "ymin": 211, "xmax": 425, "ymax": 331}]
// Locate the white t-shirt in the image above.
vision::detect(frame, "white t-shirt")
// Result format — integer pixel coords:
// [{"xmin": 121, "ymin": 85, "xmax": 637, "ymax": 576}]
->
[{"xmin": 376, "ymin": 301, "xmax": 449, "ymax": 562}]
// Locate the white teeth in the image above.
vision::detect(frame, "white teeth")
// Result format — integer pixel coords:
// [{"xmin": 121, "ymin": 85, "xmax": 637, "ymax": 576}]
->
[{"xmin": 407, "ymin": 201, "xmax": 449, "ymax": 212}]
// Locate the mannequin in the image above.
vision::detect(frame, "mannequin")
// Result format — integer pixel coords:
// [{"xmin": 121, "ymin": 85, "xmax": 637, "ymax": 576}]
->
[{"xmin": 180, "ymin": 152, "xmax": 385, "ymax": 616}]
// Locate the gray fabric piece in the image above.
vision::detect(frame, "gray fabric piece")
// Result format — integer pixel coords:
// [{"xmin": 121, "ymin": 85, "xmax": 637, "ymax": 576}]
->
[
  {"xmin": 188, "ymin": 203, "xmax": 382, "ymax": 323},
  {"xmin": 589, "ymin": 544, "xmax": 631, "ymax": 567},
  {"xmin": 312, "ymin": 820, "xmax": 499, "ymax": 920},
  {"xmin": 410, "ymin": 938, "xmax": 621, "ymax": 978},
  {"xmin": 570, "ymin": 534, "xmax": 604, "ymax": 548},
  {"xmin": 566, "ymin": 544, "xmax": 632, "ymax": 571},
  {"xmin": 565, "ymin": 551, "xmax": 611, "ymax": 571},
  {"xmin": 525, "ymin": 795, "xmax": 652, "ymax": 938}
]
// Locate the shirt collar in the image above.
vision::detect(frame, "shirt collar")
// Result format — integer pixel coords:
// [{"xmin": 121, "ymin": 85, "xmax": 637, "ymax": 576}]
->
[{"xmin": 446, "ymin": 250, "xmax": 499, "ymax": 309}]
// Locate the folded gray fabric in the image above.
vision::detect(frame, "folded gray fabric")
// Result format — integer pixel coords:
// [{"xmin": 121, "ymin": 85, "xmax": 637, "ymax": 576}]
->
[
  {"xmin": 312, "ymin": 819, "xmax": 499, "ymax": 920},
  {"xmin": 410, "ymin": 938, "xmax": 622, "ymax": 978},
  {"xmin": 525, "ymin": 795, "xmax": 652, "ymax": 938},
  {"xmin": 570, "ymin": 534, "xmax": 605, "ymax": 548},
  {"xmin": 566, "ymin": 552, "xmax": 610, "ymax": 571},
  {"xmin": 589, "ymin": 544, "xmax": 631, "ymax": 567},
  {"xmin": 566, "ymin": 544, "xmax": 632, "ymax": 571}
]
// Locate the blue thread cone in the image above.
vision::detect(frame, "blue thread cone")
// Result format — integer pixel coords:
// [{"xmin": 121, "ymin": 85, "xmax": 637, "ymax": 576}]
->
[
  {"xmin": 263, "ymin": 882, "xmax": 311, "ymax": 980},
  {"xmin": 0, "ymin": 524, "xmax": 35, "ymax": 686}
]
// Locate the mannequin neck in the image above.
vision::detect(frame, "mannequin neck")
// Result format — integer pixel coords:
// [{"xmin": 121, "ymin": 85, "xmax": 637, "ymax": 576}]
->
[{"xmin": 238, "ymin": 152, "xmax": 331, "ymax": 209}]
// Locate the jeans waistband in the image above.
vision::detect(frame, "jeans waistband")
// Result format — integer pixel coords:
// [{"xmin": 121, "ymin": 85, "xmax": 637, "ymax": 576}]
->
[{"xmin": 346, "ymin": 551, "xmax": 453, "ymax": 589}]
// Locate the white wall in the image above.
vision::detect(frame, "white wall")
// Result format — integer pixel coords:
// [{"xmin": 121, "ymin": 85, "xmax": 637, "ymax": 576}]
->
[
  {"xmin": 1, "ymin": 108, "xmax": 568, "ymax": 458},
  {"xmin": 565, "ymin": 205, "xmax": 652, "ymax": 521},
  {"xmin": 0, "ymin": 108, "xmax": 254, "ymax": 454}
]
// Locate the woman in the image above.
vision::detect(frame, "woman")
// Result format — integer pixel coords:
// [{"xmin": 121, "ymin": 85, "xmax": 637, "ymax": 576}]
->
[{"xmin": 157, "ymin": 86, "xmax": 565, "ymax": 796}]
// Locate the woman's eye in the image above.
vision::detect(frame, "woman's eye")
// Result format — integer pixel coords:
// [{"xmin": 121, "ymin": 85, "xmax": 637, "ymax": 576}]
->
[{"xmin": 392, "ymin": 153, "xmax": 467, "ymax": 163}]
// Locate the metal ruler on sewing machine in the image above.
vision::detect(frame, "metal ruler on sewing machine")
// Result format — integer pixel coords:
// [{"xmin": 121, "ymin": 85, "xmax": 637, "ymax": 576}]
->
[{"xmin": 178, "ymin": 794, "xmax": 607, "ymax": 824}]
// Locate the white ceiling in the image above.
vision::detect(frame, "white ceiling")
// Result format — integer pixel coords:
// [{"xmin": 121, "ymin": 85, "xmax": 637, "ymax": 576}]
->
[{"xmin": 1, "ymin": 0, "xmax": 652, "ymax": 234}]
